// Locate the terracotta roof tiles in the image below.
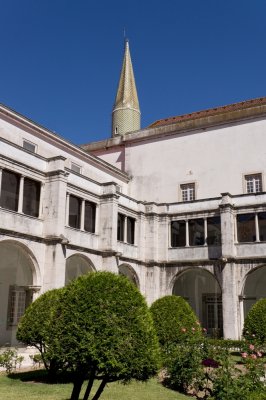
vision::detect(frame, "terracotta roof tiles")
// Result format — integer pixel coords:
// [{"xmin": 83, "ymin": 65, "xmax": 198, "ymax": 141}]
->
[{"xmin": 149, "ymin": 97, "xmax": 266, "ymax": 128}]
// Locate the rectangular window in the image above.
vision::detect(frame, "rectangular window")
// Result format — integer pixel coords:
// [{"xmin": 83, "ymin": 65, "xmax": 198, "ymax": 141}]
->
[
  {"xmin": 127, "ymin": 216, "xmax": 135, "ymax": 244},
  {"xmin": 245, "ymin": 174, "xmax": 262, "ymax": 193},
  {"xmin": 7, "ymin": 287, "xmax": 27, "ymax": 326},
  {"xmin": 180, "ymin": 183, "xmax": 195, "ymax": 202},
  {"xmin": 23, "ymin": 178, "xmax": 41, "ymax": 217},
  {"xmin": 258, "ymin": 212, "xmax": 266, "ymax": 241},
  {"xmin": 117, "ymin": 213, "xmax": 125, "ymax": 241},
  {"xmin": 23, "ymin": 140, "xmax": 36, "ymax": 153},
  {"xmin": 69, "ymin": 195, "xmax": 81, "ymax": 229},
  {"xmin": 71, "ymin": 162, "xmax": 81, "ymax": 174},
  {"xmin": 189, "ymin": 218, "xmax": 205, "ymax": 246},
  {"xmin": 0, "ymin": 169, "xmax": 20, "ymax": 211},
  {"xmin": 207, "ymin": 216, "xmax": 221, "ymax": 245},
  {"xmin": 237, "ymin": 213, "xmax": 256, "ymax": 242},
  {"xmin": 171, "ymin": 220, "xmax": 186, "ymax": 247},
  {"xmin": 84, "ymin": 201, "xmax": 96, "ymax": 233}
]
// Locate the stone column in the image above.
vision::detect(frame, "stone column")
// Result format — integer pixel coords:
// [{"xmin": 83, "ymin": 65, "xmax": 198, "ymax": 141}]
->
[
  {"xmin": 255, "ymin": 213, "xmax": 260, "ymax": 242},
  {"xmin": 80, "ymin": 199, "xmax": 85, "ymax": 231},
  {"xmin": 222, "ymin": 262, "xmax": 240, "ymax": 339},
  {"xmin": 18, "ymin": 175, "xmax": 24, "ymax": 213},
  {"xmin": 219, "ymin": 193, "xmax": 236, "ymax": 259},
  {"xmin": 0, "ymin": 168, "xmax": 2, "ymax": 201},
  {"xmin": 99, "ymin": 183, "xmax": 119, "ymax": 252},
  {"xmin": 65, "ymin": 193, "xmax": 70, "ymax": 226},
  {"xmin": 38, "ymin": 182, "xmax": 44, "ymax": 218},
  {"xmin": 186, "ymin": 220, "xmax": 189, "ymax": 247}
]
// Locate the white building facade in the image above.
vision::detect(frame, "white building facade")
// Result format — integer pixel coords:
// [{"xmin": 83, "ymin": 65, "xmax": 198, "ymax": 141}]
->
[{"xmin": 0, "ymin": 42, "xmax": 266, "ymax": 345}]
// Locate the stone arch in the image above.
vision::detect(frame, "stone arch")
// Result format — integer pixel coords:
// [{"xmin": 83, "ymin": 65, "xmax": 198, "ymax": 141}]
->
[
  {"xmin": 118, "ymin": 263, "xmax": 139, "ymax": 288},
  {"xmin": 65, "ymin": 253, "xmax": 95, "ymax": 285},
  {"xmin": 0, "ymin": 239, "xmax": 40, "ymax": 346},
  {"xmin": 172, "ymin": 267, "xmax": 223, "ymax": 337},
  {"xmin": 241, "ymin": 264, "xmax": 266, "ymax": 319}
]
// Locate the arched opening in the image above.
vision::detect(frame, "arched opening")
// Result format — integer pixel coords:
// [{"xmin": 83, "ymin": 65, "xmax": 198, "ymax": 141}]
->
[
  {"xmin": 65, "ymin": 254, "xmax": 95, "ymax": 285},
  {"xmin": 242, "ymin": 265, "xmax": 266, "ymax": 319},
  {"xmin": 0, "ymin": 241, "xmax": 36, "ymax": 346},
  {"xmin": 172, "ymin": 268, "xmax": 223, "ymax": 337},
  {"xmin": 118, "ymin": 264, "xmax": 139, "ymax": 288}
]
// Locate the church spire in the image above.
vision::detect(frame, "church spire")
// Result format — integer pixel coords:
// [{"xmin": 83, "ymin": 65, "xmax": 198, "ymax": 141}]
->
[{"xmin": 112, "ymin": 40, "xmax": 141, "ymax": 137}]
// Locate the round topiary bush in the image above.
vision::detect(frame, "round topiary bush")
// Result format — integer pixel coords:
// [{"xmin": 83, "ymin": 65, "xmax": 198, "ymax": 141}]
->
[
  {"xmin": 17, "ymin": 288, "xmax": 66, "ymax": 375},
  {"xmin": 150, "ymin": 295, "xmax": 202, "ymax": 349},
  {"xmin": 243, "ymin": 298, "xmax": 266, "ymax": 345}
]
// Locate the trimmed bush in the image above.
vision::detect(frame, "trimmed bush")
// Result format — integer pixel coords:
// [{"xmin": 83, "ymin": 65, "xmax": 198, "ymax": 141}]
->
[
  {"xmin": 40, "ymin": 272, "xmax": 160, "ymax": 400},
  {"xmin": 243, "ymin": 298, "xmax": 266, "ymax": 345},
  {"xmin": 150, "ymin": 295, "xmax": 202, "ymax": 349},
  {"xmin": 17, "ymin": 288, "xmax": 66, "ymax": 374}
]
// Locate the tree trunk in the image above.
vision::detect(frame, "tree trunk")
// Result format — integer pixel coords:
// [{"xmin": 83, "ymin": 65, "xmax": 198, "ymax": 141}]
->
[
  {"xmin": 82, "ymin": 369, "xmax": 95, "ymax": 400},
  {"xmin": 91, "ymin": 378, "xmax": 107, "ymax": 400},
  {"xmin": 70, "ymin": 376, "xmax": 85, "ymax": 400}
]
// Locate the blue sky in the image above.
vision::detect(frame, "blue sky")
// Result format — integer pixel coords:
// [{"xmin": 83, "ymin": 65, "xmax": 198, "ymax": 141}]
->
[{"xmin": 1, "ymin": 1, "xmax": 266, "ymax": 144}]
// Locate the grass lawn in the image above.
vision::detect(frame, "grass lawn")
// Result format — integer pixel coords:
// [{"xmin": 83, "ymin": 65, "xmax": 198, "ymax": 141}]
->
[{"xmin": 0, "ymin": 372, "xmax": 190, "ymax": 400}]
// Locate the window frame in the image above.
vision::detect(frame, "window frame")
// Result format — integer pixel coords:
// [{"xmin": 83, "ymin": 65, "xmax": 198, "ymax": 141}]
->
[
  {"xmin": 117, "ymin": 213, "xmax": 136, "ymax": 245},
  {"xmin": 180, "ymin": 182, "xmax": 196, "ymax": 202},
  {"xmin": 23, "ymin": 139, "xmax": 37, "ymax": 153},
  {"xmin": 244, "ymin": 173, "xmax": 263, "ymax": 194},
  {"xmin": 71, "ymin": 162, "xmax": 82, "ymax": 174}
]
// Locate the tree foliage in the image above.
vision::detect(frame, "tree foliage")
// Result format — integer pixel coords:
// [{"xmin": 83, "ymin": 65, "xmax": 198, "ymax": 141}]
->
[
  {"xmin": 17, "ymin": 288, "xmax": 65, "ymax": 374},
  {"xmin": 243, "ymin": 298, "xmax": 266, "ymax": 345},
  {"xmin": 18, "ymin": 272, "xmax": 160, "ymax": 400},
  {"xmin": 150, "ymin": 295, "xmax": 202, "ymax": 349}
]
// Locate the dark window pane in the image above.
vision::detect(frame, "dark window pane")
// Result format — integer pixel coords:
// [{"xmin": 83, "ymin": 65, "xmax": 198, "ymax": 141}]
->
[
  {"xmin": 84, "ymin": 201, "xmax": 96, "ymax": 233},
  {"xmin": 171, "ymin": 220, "xmax": 186, "ymax": 247},
  {"xmin": 127, "ymin": 217, "xmax": 135, "ymax": 244},
  {"xmin": 117, "ymin": 213, "xmax": 125, "ymax": 241},
  {"xmin": 0, "ymin": 170, "xmax": 20, "ymax": 211},
  {"xmin": 237, "ymin": 214, "xmax": 256, "ymax": 242},
  {"xmin": 258, "ymin": 212, "xmax": 266, "ymax": 241},
  {"xmin": 23, "ymin": 140, "xmax": 36, "ymax": 153},
  {"xmin": 207, "ymin": 216, "xmax": 221, "ymax": 245},
  {"xmin": 23, "ymin": 178, "xmax": 40, "ymax": 217},
  {"xmin": 189, "ymin": 218, "xmax": 205, "ymax": 246},
  {"xmin": 69, "ymin": 195, "xmax": 81, "ymax": 229}
]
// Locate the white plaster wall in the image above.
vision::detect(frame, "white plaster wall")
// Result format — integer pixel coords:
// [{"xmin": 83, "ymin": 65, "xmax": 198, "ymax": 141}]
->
[{"xmin": 121, "ymin": 119, "xmax": 266, "ymax": 203}]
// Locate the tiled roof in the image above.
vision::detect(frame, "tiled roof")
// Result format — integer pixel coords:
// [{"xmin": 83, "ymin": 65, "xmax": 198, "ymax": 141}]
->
[{"xmin": 149, "ymin": 97, "xmax": 266, "ymax": 128}]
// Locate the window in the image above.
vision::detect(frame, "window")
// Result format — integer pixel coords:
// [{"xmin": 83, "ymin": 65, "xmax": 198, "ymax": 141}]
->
[
  {"xmin": 23, "ymin": 140, "xmax": 36, "ymax": 153},
  {"xmin": 0, "ymin": 169, "xmax": 20, "ymax": 211},
  {"xmin": 71, "ymin": 162, "xmax": 81, "ymax": 174},
  {"xmin": 207, "ymin": 216, "xmax": 221, "ymax": 245},
  {"xmin": 69, "ymin": 195, "xmax": 81, "ymax": 229},
  {"xmin": 180, "ymin": 183, "xmax": 195, "ymax": 202},
  {"xmin": 245, "ymin": 174, "xmax": 262, "ymax": 193},
  {"xmin": 127, "ymin": 216, "xmax": 135, "ymax": 244},
  {"xmin": 258, "ymin": 212, "xmax": 266, "ymax": 241},
  {"xmin": 117, "ymin": 213, "xmax": 125, "ymax": 241},
  {"xmin": 68, "ymin": 195, "xmax": 97, "ymax": 232},
  {"xmin": 171, "ymin": 220, "xmax": 186, "ymax": 247},
  {"xmin": 23, "ymin": 178, "xmax": 41, "ymax": 217},
  {"xmin": 7, "ymin": 286, "xmax": 29, "ymax": 326},
  {"xmin": 237, "ymin": 214, "xmax": 256, "ymax": 242},
  {"xmin": 189, "ymin": 218, "xmax": 205, "ymax": 246},
  {"xmin": 117, "ymin": 213, "xmax": 135, "ymax": 244},
  {"xmin": 0, "ymin": 169, "xmax": 41, "ymax": 217},
  {"xmin": 84, "ymin": 201, "xmax": 96, "ymax": 233}
]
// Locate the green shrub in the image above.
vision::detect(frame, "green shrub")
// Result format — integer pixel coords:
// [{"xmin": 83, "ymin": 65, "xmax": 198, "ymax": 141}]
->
[
  {"xmin": 17, "ymin": 288, "xmax": 66, "ymax": 375},
  {"xmin": 150, "ymin": 295, "xmax": 202, "ymax": 350},
  {"xmin": 42, "ymin": 272, "xmax": 160, "ymax": 400},
  {"xmin": 0, "ymin": 348, "xmax": 24, "ymax": 373},
  {"xmin": 150, "ymin": 296, "xmax": 203, "ymax": 394},
  {"xmin": 243, "ymin": 298, "xmax": 266, "ymax": 345}
]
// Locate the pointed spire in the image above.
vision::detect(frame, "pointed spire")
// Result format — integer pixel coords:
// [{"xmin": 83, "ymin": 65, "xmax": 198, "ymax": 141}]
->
[{"xmin": 112, "ymin": 40, "xmax": 141, "ymax": 137}]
